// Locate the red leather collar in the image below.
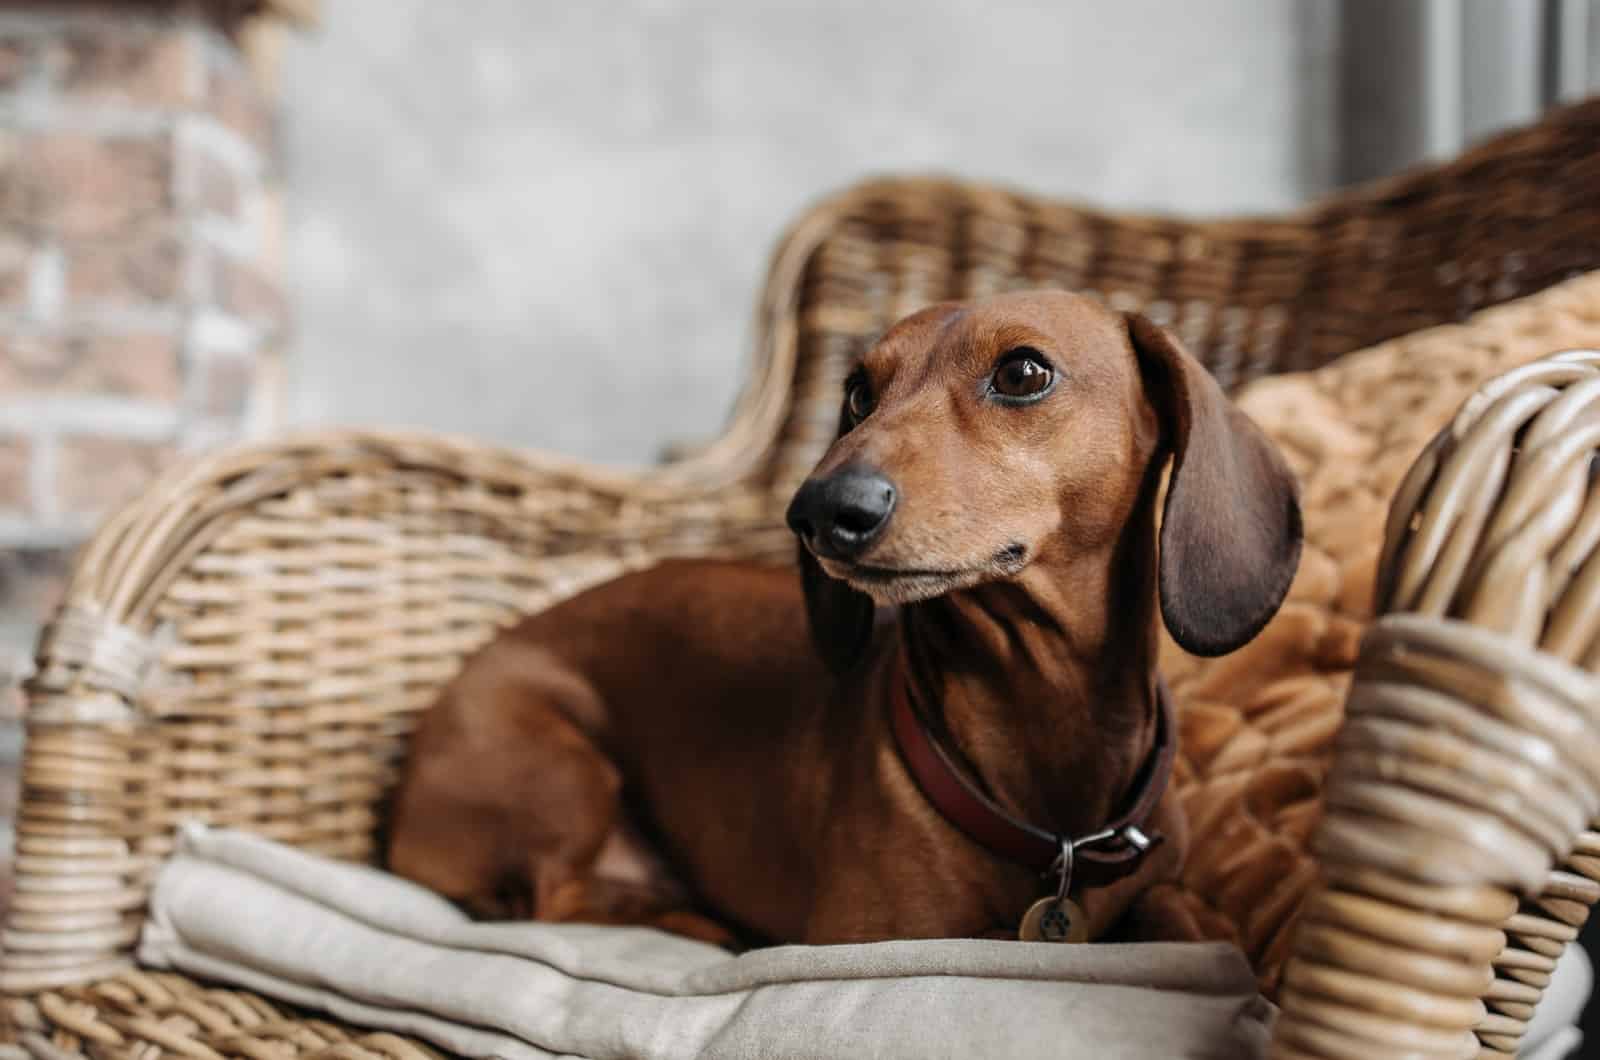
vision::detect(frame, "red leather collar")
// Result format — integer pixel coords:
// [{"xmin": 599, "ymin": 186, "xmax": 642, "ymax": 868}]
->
[{"xmin": 889, "ymin": 676, "xmax": 1176, "ymax": 887}]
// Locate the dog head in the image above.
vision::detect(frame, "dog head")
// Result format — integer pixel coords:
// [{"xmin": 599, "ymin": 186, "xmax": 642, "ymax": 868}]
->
[{"xmin": 786, "ymin": 289, "xmax": 1302, "ymax": 672}]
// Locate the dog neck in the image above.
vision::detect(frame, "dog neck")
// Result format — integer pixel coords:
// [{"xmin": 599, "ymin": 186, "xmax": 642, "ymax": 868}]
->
[{"xmin": 895, "ymin": 473, "xmax": 1164, "ymax": 844}]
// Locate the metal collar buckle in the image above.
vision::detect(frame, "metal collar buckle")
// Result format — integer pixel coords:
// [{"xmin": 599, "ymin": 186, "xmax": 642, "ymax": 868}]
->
[{"xmin": 1047, "ymin": 825, "xmax": 1154, "ymax": 898}]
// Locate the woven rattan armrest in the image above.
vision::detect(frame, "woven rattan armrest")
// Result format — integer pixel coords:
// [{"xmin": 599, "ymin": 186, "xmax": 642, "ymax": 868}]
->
[
  {"xmin": 0, "ymin": 429, "xmax": 793, "ymax": 997},
  {"xmin": 1272, "ymin": 352, "xmax": 1600, "ymax": 1059}
]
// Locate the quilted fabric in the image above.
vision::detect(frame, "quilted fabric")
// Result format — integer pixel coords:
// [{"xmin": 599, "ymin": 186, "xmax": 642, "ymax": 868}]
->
[{"xmin": 1162, "ymin": 270, "xmax": 1600, "ymax": 993}]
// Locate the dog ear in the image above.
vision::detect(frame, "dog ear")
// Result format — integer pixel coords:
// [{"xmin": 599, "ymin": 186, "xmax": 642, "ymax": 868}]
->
[
  {"xmin": 1126, "ymin": 313, "xmax": 1303, "ymax": 657},
  {"xmin": 796, "ymin": 399, "xmax": 876, "ymax": 674}
]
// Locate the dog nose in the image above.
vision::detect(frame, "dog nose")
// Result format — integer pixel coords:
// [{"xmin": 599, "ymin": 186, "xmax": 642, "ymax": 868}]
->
[{"xmin": 786, "ymin": 466, "xmax": 897, "ymax": 559}]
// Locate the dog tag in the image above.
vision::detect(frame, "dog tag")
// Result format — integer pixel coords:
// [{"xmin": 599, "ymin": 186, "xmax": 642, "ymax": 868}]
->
[{"xmin": 1019, "ymin": 896, "xmax": 1088, "ymax": 943}]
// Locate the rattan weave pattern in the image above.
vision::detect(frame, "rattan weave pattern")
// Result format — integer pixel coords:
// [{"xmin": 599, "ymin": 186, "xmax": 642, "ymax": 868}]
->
[
  {"xmin": 1160, "ymin": 274, "xmax": 1600, "ymax": 1054},
  {"xmin": 755, "ymin": 99, "xmax": 1600, "ymax": 497},
  {"xmin": 1269, "ymin": 349, "xmax": 1600, "ymax": 1058},
  {"xmin": 7, "ymin": 101, "xmax": 1600, "ymax": 1058},
  {"xmin": 3, "ymin": 970, "xmax": 441, "ymax": 1060}
]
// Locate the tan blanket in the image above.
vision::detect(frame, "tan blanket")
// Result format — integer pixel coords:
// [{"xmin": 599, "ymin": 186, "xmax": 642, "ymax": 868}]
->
[{"xmin": 139, "ymin": 825, "xmax": 1273, "ymax": 1060}]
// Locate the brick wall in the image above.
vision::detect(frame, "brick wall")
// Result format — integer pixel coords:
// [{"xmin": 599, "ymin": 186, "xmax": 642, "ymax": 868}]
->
[{"xmin": 0, "ymin": 3, "xmax": 287, "ymax": 905}]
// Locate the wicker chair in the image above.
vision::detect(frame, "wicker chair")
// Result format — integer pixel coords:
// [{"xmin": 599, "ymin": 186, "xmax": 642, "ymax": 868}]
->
[{"xmin": 5, "ymin": 99, "xmax": 1600, "ymax": 1060}]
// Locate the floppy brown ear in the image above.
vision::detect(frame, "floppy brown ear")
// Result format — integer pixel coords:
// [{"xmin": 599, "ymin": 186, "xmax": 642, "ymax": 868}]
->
[
  {"xmin": 796, "ymin": 401, "xmax": 876, "ymax": 674},
  {"xmin": 1126, "ymin": 313, "xmax": 1303, "ymax": 657}
]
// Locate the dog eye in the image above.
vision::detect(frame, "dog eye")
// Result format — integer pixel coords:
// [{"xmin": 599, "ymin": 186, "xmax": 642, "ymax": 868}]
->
[
  {"xmin": 845, "ymin": 378, "xmax": 875, "ymax": 422},
  {"xmin": 991, "ymin": 349, "xmax": 1054, "ymax": 399}
]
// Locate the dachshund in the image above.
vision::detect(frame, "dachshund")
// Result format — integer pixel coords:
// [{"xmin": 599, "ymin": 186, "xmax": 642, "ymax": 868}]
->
[{"xmin": 386, "ymin": 290, "xmax": 1303, "ymax": 946}]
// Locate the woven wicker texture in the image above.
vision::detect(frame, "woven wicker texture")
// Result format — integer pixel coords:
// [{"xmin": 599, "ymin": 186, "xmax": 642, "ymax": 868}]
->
[
  {"xmin": 3, "ymin": 971, "xmax": 441, "ymax": 1060},
  {"xmin": 7, "ymin": 100, "xmax": 1600, "ymax": 1057},
  {"xmin": 1164, "ymin": 271, "xmax": 1600, "ymax": 995},
  {"xmin": 755, "ymin": 99, "xmax": 1600, "ymax": 498},
  {"xmin": 1160, "ymin": 277, "xmax": 1600, "ymax": 1058},
  {"xmin": 1265, "ymin": 346, "xmax": 1600, "ymax": 1059}
]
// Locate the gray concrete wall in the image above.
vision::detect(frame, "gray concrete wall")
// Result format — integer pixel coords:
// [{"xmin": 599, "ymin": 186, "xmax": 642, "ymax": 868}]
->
[{"xmin": 280, "ymin": 1, "xmax": 1337, "ymax": 466}]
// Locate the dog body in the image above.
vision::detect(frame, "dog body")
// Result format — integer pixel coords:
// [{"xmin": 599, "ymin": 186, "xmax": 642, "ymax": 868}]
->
[{"xmin": 387, "ymin": 291, "xmax": 1302, "ymax": 945}]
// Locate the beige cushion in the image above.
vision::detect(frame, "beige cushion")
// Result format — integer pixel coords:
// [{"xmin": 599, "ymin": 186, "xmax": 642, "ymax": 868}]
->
[{"xmin": 139, "ymin": 825, "xmax": 1274, "ymax": 1060}]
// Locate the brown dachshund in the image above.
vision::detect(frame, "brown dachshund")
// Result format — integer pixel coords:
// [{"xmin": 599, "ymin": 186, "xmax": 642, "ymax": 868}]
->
[{"xmin": 387, "ymin": 290, "xmax": 1302, "ymax": 946}]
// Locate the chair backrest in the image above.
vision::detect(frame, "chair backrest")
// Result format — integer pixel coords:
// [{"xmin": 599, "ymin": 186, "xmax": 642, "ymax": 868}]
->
[{"xmin": 692, "ymin": 99, "xmax": 1600, "ymax": 500}]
